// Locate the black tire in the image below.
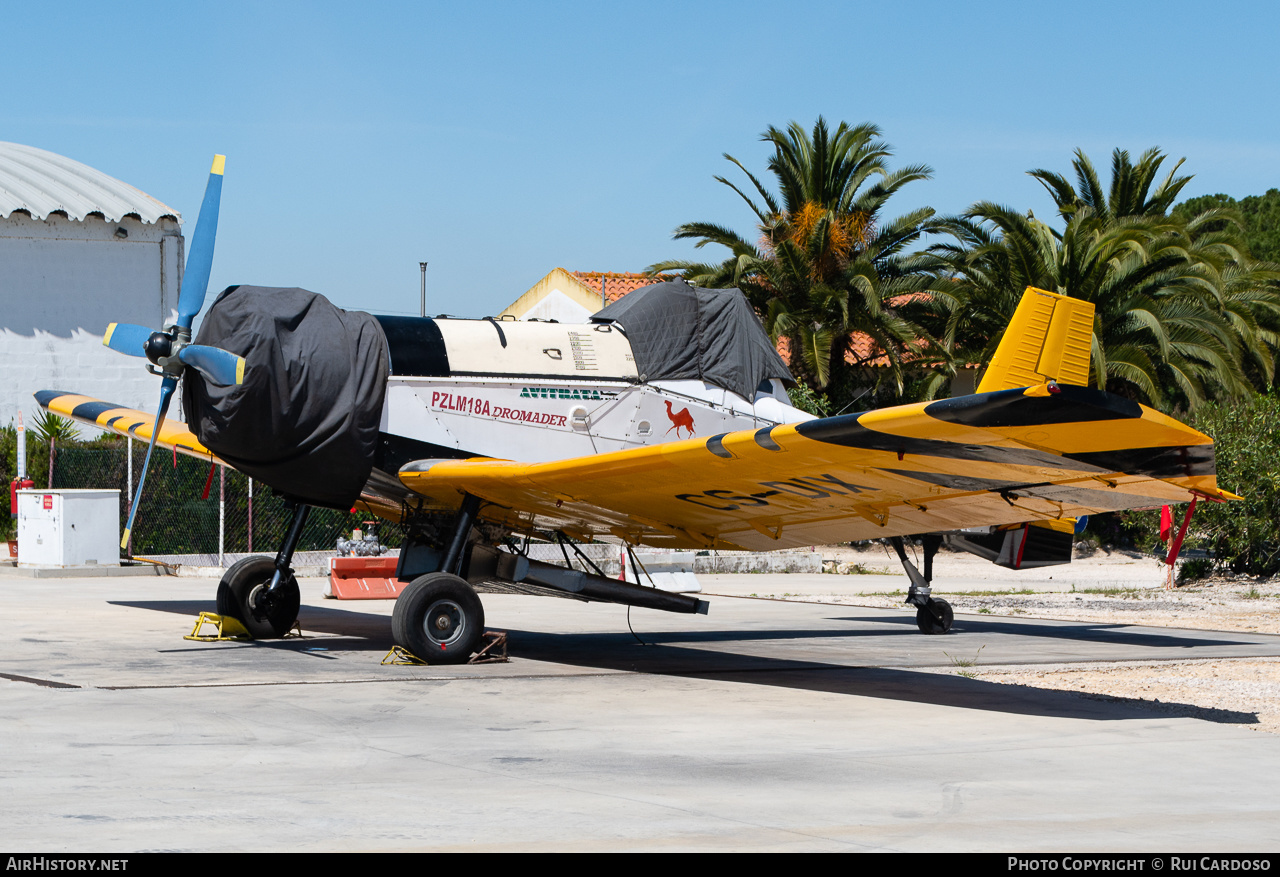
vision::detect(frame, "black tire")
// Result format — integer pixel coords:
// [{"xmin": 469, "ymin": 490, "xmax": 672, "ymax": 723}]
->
[
  {"xmin": 392, "ymin": 573, "xmax": 484, "ymax": 664},
  {"xmin": 216, "ymin": 555, "xmax": 300, "ymax": 639},
  {"xmin": 915, "ymin": 598, "xmax": 954, "ymax": 635}
]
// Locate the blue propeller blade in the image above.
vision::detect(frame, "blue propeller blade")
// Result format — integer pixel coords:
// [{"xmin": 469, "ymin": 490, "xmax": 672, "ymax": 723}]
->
[
  {"xmin": 176, "ymin": 155, "xmax": 225, "ymax": 329},
  {"xmin": 114, "ymin": 154, "xmax": 230, "ymax": 555},
  {"xmin": 178, "ymin": 344, "xmax": 245, "ymax": 386},
  {"xmin": 103, "ymin": 322, "xmax": 153, "ymax": 357},
  {"xmin": 121, "ymin": 375, "xmax": 177, "ymax": 552}
]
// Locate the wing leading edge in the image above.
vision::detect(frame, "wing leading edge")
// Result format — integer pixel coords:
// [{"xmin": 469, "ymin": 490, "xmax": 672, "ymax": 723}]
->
[
  {"xmin": 398, "ymin": 382, "xmax": 1235, "ymax": 552},
  {"xmin": 35, "ymin": 391, "xmax": 217, "ymax": 463}
]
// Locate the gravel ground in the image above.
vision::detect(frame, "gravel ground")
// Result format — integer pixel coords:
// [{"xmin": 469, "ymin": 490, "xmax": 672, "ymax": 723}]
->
[
  {"xmin": 839, "ymin": 579, "xmax": 1280, "ymax": 637},
  {"xmin": 954, "ymin": 580, "xmax": 1280, "ymax": 735},
  {"xmin": 754, "ymin": 546, "xmax": 1280, "ymax": 735},
  {"xmin": 967, "ymin": 657, "xmax": 1280, "ymax": 734}
]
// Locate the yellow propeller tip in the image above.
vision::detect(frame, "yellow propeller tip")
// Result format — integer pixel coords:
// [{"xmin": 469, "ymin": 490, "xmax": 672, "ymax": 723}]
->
[
  {"xmin": 120, "ymin": 528, "xmax": 131, "ymax": 550},
  {"xmin": 103, "ymin": 323, "xmax": 117, "ymax": 347},
  {"xmin": 211, "ymin": 155, "xmax": 226, "ymax": 175}
]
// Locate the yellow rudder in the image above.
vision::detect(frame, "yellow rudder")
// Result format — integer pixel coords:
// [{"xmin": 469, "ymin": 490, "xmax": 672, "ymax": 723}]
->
[{"xmin": 976, "ymin": 287, "xmax": 1094, "ymax": 393}]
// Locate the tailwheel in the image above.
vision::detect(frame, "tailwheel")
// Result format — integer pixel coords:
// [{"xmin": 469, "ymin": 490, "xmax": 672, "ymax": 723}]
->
[
  {"xmin": 915, "ymin": 598, "xmax": 954, "ymax": 635},
  {"xmin": 216, "ymin": 556, "xmax": 301, "ymax": 639},
  {"xmin": 392, "ymin": 572, "xmax": 485, "ymax": 664}
]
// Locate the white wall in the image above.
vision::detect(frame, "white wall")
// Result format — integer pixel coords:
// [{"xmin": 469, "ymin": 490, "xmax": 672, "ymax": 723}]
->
[
  {"xmin": 520, "ymin": 288, "xmax": 594, "ymax": 323},
  {"xmin": 0, "ymin": 212, "xmax": 183, "ymax": 428}
]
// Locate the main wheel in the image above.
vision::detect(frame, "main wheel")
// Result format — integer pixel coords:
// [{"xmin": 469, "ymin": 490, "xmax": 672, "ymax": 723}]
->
[
  {"xmin": 392, "ymin": 572, "xmax": 484, "ymax": 664},
  {"xmin": 216, "ymin": 556, "xmax": 301, "ymax": 639},
  {"xmin": 915, "ymin": 597, "xmax": 954, "ymax": 635}
]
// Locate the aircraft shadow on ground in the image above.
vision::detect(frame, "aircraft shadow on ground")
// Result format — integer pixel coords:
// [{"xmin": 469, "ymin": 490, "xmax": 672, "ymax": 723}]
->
[
  {"xmin": 498, "ymin": 627, "xmax": 1260, "ymax": 728},
  {"xmin": 109, "ymin": 600, "xmax": 395, "ymax": 649},
  {"xmin": 111, "ymin": 599, "xmax": 1257, "ymax": 655},
  {"xmin": 830, "ymin": 613, "xmax": 1254, "ymax": 649},
  {"xmin": 108, "ymin": 599, "xmax": 1260, "ymax": 727}
]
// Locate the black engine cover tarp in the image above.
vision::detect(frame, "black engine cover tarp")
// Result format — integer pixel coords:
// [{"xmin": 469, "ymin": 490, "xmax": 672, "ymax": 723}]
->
[
  {"xmin": 591, "ymin": 281, "xmax": 793, "ymax": 400},
  {"xmin": 182, "ymin": 286, "xmax": 389, "ymax": 509}
]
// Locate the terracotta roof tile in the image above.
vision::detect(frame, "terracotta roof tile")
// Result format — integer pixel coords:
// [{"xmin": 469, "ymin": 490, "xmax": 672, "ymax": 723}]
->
[
  {"xmin": 576, "ymin": 277, "xmax": 949, "ymax": 369},
  {"xmin": 774, "ymin": 293, "xmax": 933, "ymax": 368},
  {"xmin": 571, "ymin": 271, "xmax": 674, "ymax": 305}
]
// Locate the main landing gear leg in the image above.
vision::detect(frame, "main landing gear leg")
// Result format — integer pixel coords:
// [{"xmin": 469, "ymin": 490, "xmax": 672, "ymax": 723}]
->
[
  {"xmin": 889, "ymin": 534, "xmax": 953, "ymax": 635},
  {"xmin": 392, "ymin": 493, "xmax": 485, "ymax": 664},
  {"xmin": 216, "ymin": 501, "xmax": 310, "ymax": 638}
]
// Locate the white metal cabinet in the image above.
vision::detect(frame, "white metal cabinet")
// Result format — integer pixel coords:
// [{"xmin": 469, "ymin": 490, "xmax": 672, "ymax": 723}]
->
[{"xmin": 16, "ymin": 489, "xmax": 119, "ymax": 568}]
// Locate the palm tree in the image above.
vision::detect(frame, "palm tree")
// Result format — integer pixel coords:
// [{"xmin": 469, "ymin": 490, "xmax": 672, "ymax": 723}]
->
[
  {"xmin": 648, "ymin": 118, "xmax": 947, "ymax": 405},
  {"xmin": 927, "ymin": 148, "xmax": 1280, "ymax": 410}
]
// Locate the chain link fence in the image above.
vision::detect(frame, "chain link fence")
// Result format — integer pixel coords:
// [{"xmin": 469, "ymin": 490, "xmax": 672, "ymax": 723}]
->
[{"xmin": 48, "ymin": 439, "xmax": 398, "ymax": 565}]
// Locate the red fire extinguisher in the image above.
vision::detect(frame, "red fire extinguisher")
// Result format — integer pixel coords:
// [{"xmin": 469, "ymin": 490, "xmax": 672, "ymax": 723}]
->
[{"xmin": 10, "ymin": 477, "xmax": 34, "ymax": 516}]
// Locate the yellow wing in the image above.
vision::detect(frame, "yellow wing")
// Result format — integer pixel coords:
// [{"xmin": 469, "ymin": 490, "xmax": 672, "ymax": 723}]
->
[
  {"xmin": 398, "ymin": 382, "xmax": 1235, "ymax": 552},
  {"xmin": 36, "ymin": 390, "xmax": 410, "ymax": 523},
  {"xmin": 35, "ymin": 391, "xmax": 218, "ymax": 462}
]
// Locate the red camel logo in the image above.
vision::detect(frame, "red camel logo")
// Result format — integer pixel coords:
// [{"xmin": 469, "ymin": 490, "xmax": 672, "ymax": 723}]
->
[{"xmin": 664, "ymin": 400, "xmax": 695, "ymax": 438}]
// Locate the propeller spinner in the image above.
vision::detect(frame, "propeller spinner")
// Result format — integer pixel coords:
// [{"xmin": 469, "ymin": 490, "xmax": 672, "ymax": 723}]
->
[{"xmin": 102, "ymin": 154, "xmax": 245, "ymax": 551}]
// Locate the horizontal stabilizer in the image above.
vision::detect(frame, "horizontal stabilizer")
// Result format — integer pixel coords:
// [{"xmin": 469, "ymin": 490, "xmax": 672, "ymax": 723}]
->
[{"xmin": 977, "ymin": 287, "xmax": 1094, "ymax": 393}]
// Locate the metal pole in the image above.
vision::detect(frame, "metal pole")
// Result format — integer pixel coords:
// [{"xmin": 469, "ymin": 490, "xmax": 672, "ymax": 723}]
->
[
  {"xmin": 218, "ymin": 464, "xmax": 225, "ymax": 568},
  {"xmin": 126, "ymin": 436, "xmax": 133, "ymax": 557},
  {"xmin": 601, "ymin": 276, "xmax": 606, "ymax": 309},
  {"xmin": 247, "ymin": 477, "xmax": 253, "ymax": 554},
  {"xmin": 16, "ymin": 412, "xmax": 25, "ymax": 481},
  {"xmin": 419, "ymin": 261, "xmax": 428, "ymax": 317}
]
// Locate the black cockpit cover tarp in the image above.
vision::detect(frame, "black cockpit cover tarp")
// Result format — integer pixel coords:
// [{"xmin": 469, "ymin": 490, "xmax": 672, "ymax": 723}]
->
[
  {"xmin": 182, "ymin": 286, "xmax": 389, "ymax": 509},
  {"xmin": 591, "ymin": 281, "xmax": 793, "ymax": 400}
]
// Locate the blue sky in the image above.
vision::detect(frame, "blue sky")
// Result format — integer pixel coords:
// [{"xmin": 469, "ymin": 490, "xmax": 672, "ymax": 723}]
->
[{"xmin": 6, "ymin": 1, "xmax": 1279, "ymax": 319}]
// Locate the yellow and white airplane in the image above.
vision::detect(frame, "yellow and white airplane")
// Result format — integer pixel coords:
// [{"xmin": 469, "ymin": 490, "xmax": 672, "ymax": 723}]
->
[{"xmin": 37, "ymin": 158, "xmax": 1234, "ymax": 662}]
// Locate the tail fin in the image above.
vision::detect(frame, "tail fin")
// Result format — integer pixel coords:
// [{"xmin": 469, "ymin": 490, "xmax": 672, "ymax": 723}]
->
[{"xmin": 976, "ymin": 287, "xmax": 1094, "ymax": 393}]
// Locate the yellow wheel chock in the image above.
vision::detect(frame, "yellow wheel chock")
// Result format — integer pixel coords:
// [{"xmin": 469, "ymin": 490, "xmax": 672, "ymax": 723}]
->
[
  {"xmin": 381, "ymin": 632, "xmax": 510, "ymax": 666},
  {"xmin": 184, "ymin": 612, "xmax": 251, "ymax": 642},
  {"xmin": 185, "ymin": 612, "xmax": 302, "ymax": 641},
  {"xmin": 381, "ymin": 645, "xmax": 428, "ymax": 665}
]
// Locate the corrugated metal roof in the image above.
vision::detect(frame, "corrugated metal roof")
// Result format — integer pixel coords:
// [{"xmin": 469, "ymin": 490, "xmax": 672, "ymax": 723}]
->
[{"xmin": 0, "ymin": 142, "xmax": 180, "ymax": 224}]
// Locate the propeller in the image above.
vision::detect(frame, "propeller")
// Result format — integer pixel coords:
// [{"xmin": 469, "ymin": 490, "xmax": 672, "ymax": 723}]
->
[{"xmin": 103, "ymin": 154, "xmax": 245, "ymax": 551}]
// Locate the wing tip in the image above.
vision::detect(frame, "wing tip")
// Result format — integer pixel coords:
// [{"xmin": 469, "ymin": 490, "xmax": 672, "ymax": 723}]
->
[{"xmin": 34, "ymin": 389, "xmax": 63, "ymax": 408}]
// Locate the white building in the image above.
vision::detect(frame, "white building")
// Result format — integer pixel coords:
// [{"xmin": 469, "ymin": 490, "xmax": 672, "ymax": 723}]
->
[{"xmin": 0, "ymin": 142, "xmax": 183, "ymax": 426}]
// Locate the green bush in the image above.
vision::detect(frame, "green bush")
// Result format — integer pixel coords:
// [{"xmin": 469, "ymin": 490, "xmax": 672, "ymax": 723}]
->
[
  {"xmin": 1078, "ymin": 393, "xmax": 1280, "ymax": 578},
  {"xmin": 787, "ymin": 383, "xmax": 833, "ymax": 417},
  {"xmin": 1176, "ymin": 556, "xmax": 1214, "ymax": 584},
  {"xmin": 1083, "ymin": 507, "xmax": 1162, "ymax": 552},
  {"xmin": 1, "ymin": 422, "xmax": 55, "ymax": 541},
  {"xmin": 4, "ymin": 423, "xmax": 389, "ymax": 556},
  {"xmin": 1185, "ymin": 394, "xmax": 1280, "ymax": 577}
]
